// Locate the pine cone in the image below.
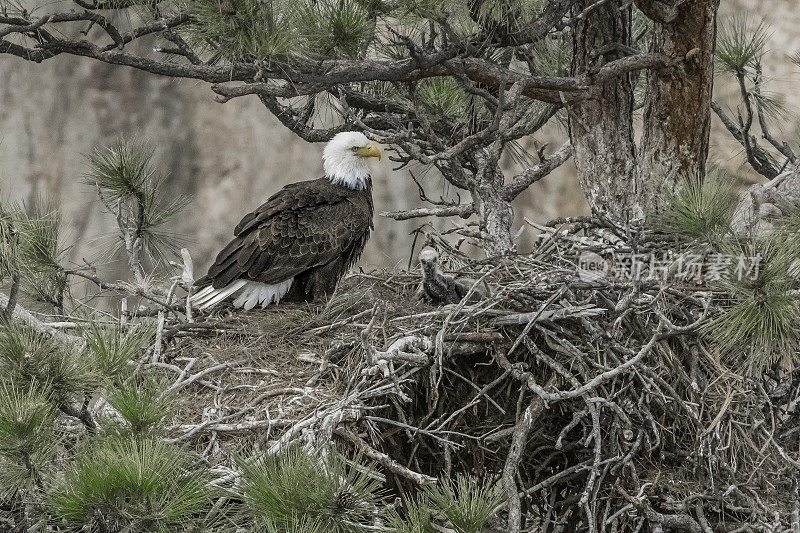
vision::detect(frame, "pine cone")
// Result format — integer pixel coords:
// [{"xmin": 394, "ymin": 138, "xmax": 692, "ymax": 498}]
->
[
  {"xmin": 335, "ymin": 489, "xmax": 357, "ymax": 511},
  {"xmin": 218, "ymin": 0, "xmax": 235, "ymax": 15}
]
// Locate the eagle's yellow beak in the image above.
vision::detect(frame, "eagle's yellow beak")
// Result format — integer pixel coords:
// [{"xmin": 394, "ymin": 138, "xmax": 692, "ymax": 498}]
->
[{"xmin": 355, "ymin": 142, "xmax": 382, "ymax": 161}]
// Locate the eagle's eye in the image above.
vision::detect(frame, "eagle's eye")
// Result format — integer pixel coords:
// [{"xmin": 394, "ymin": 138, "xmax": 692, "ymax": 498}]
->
[{"xmin": 351, "ymin": 146, "xmax": 359, "ymax": 152}]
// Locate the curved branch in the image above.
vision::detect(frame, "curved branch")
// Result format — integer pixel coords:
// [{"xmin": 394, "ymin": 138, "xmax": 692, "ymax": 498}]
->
[
  {"xmin": 334, "ymin": 427, "xmax": 437, "ymax": 485},
  {"xmin": 711, "ymin": 100, "xmax": 779, "ymax": 178},
  {"xmin": 502, "ymin": 141, "xmax": 573, "ymax": 201},
  {"xmin": 1, "ymin": 8, "xmax": 681, "ymax": 106},
  {"xmin": 0, "ymin": 292, "xmax": 84, "ymax": 346}
]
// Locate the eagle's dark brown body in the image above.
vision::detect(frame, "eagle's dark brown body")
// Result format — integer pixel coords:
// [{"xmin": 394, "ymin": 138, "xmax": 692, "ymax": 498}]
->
[{"xmin": 196, "ymin": 177, "xmax": 373, "ymax": 302}]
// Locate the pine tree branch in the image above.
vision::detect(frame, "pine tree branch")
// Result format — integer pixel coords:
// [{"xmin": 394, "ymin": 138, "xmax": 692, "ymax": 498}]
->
[
  {"xmin": 711, "ymin": 100, "xmax": 779, "ymax": 178},
  {"xmin": 501, "ymin": 386, "xmax": 551, "ymax": 533},
  {"xmin": 0, "ymin": 291, "xmax": 83, "ymax": 345},
  {"xmin": 502, "ymin": 141, "xmax": 573, "ymax": 201},
  {"xmin": 380, "ymin": 205, "xmax": 475, "ymax": 221},
  {"xmin": 59, "ymin": 400, "xmax": 97, "ymax": 431},
  {"xmin": 158, "ymin": 27, "xmax": 201, "ymax": 65},
  {"xmin": 63, "ymin": 268, "xmax": 180, "ymax": 311},
  {"xmin": 212, "ymin": 80, "xmax": 326, "ymax": 101},
  {"xmin": 502, "ymin": 0, "xmax": 578, "ymax": 44},
  {"xmin": 735, "ymin": 70, "xmax": 762, "ymax": 173},
  {"xmin": 257, "ymin": 95, "xmax": 353, "ymax": 142},
  {"xmin": 2, "ymin": 270, "xmax": 19, "ymax": 320},
  {"xmin": 495, "ymin": 325, "xmax": 663, "ymax": 402},
  {"xmin": 0, "ymin": 10, "xmax": 681, "ymax": 105},
  {"xmin": 752, "ymin": 63, "xmax": 798, "ymax": 167},
  {"xmin": 334, "ymin": 427, "xmax": 437, "ymax": 485},
  {"xmin": 115, "ymin": 14, "xmax": 190, "ymax": 48},
  {"xmin": 616, "ymin": 485, "xmax": 703, "ymax": 533},
  {"xmin": 0, "ymin": 37, "xmax": 55, "ymax": 62}
]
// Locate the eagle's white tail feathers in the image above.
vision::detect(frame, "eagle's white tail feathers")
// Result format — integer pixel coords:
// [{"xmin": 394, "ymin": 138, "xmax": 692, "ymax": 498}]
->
[
  {"xmin": 191, "ymin": 285, "xmax": 215, "ymax": 302},
  {"xmin": 191, "ymin": 280, "xmax": 247, "ymax": 309},
  {"xmin": 232, "ymin": 279, "xmax": 293, "ymax": 310},
  {"xmin": 191, "ymin": 278, "xmax": 293, "ymax": 311}
]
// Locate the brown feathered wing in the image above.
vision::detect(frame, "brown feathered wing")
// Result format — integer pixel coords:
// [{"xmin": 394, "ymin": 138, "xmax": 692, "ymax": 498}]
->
[{"xmin": 196, "ymin": 178, "xmax": 373, "ymax": 296}]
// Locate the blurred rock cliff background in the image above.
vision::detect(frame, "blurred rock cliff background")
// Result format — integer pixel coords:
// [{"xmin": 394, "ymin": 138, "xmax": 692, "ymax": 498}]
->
[{"xmin": 0, "ymin": 0, "xmax": 797, "ymax": 277}]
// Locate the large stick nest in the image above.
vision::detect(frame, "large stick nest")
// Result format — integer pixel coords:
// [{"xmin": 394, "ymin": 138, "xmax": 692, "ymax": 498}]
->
[{"xmin": 158, "ymin": 219, "xmax": 800, "ymax": 532}]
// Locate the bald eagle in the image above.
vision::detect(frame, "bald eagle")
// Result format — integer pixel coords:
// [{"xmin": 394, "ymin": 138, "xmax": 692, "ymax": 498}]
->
[{"xmin": 190, "ymin": 131, "xmax": 381, "ymax": 310}]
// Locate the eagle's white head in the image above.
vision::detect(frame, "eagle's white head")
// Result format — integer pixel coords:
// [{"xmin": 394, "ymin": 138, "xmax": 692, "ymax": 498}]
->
[{"xmin": 323, "ymin": 131, "xmax": 382, "ymax": 190}]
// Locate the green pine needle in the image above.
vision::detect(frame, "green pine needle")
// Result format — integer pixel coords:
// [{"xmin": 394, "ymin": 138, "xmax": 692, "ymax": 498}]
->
[
  {"xmin": 385, "ymin": 494, "xmax": 434, "ymax": 533},
  {"xmin": 262, "ymin": 515, "xmax": 327, "ymax": 533},
  {"xmin": 422, "ymin": 474, "xmax": 502, "ymax": 533},
  {"xmin": 418, "ymin": 78, "xmax": 469, "ymax": 124},
  {"xmin": 753, "ymin": 88, "xmax": 791, "ymax": 126},
  {"xmin": 473, "ymin": 0, "xmax": 543, "ymax": 33},
  {"xmin": 17, "ymin": 199, "xmax": 62, "ymax": 262},
  {"xmin": 0, "ymin": 322, "xmax": 98, "ymax": 407},
  {"xmin": 792, "ymin": 51, "xmax": 800, "ymax": 70},
  {"xmin": 504, "ymin": 139, "xmax": 544, "ymax": 169},
  {"xmin": 363, "ymin": 81, "xmax": 403, "ymax": 107},
  {"xmin": 183, "ymin": 0, "xmax": 297, "ymax": 61},
  {"xmin": 82, "ymin": 320, "xmax": 155, "ymax": 381},
  {"xmin": 703, "ymin": 235, "xmax": 800, "ymax": 374},
  {"xmin": 85, "ymin": 137, "xmax": 189, "ymax": 266},
  {"xmin": 2, "ymin": 197, "xmax": 69, "ymax": 308},
  {"xmin": 106, "ymin": 376, "xmax": 175, "ymax": 435},
  {"xmin": 298, "ymin": 0, "xmax": 375, "ymax": 59},
  {"xmin": 85, "ymin": 137, "xmax": 156, "ymax": 203},
  {"xmin": 528, "ymin": 35, "xmax": 571, "ymax": 77},
  {"xmin": 651, "ymin": 170, "xmax": 738, "ymax": 244},
  {"xmin": 394, "ymin": 0, "xmax": 466, "ymax": 26},
  {"xmin": 0, "ymin": 382, "xmax": 57, "ymax": 497},
  {"xmin": 716, "ymin": 15, "xmax": 771, "ymax": 75},
  {"xmin": 239, "ymin": 446, "xmax": 384, "ymax": 533},
  {"xmin": 0, "ymin": 382, "xmax": 56, "ymax": 458},
  {"xmin": 51, "ymin": 435, "xmax": 210, "ymax": 530}
]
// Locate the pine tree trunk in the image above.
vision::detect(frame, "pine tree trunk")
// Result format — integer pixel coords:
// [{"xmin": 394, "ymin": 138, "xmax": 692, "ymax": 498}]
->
[
  {"xmin": 569, "ymin": 0, "xmax": 720, "ymax": 223},
  {"xmin": 476, "ymin": 166, "xmax": 514, "ymax": 256},
  {"xmin": 569, "ymin": 0, "xmax": 639, "ymax": 222},
  {"xmin": 637, "ymin": 0, "xmax": 720, "ymax": 209}
]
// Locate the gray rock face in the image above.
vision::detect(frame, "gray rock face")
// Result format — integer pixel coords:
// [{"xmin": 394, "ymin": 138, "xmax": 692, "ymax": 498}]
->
[{"xmin": 0, "ymin": 54, "xmax": 438, "ymax": 275}]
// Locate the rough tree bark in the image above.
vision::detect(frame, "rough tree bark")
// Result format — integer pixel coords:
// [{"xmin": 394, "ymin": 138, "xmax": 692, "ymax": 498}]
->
[
  {"xmin": 569, "ymin": 0, "xmax": 638, "ymax": 221},
  {"xmin": 475, "ymin": 166, "xmax": 515, "ymax": 255},
  {"xmin": 636, "ymin": 0, "xmax": 720, "ymax": 207},
  {"xmin": 569, "ymin": 0, "xmax": 720, "ymax": 223}
]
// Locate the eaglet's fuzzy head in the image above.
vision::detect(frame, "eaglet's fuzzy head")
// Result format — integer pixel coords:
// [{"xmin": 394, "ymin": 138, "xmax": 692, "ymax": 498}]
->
[
  {"xmin": 323, "ymin": 131, "xmax": 382, "ymax": 190},
  {"xmin": 419, "ymin": 247, "xmax": 440, "ymax": 272}
]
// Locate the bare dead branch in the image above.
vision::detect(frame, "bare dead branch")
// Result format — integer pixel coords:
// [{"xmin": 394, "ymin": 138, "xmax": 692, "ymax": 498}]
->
[
  {"xmin": 380, "ymin": 204, "xmax": 476, "ymax": 221},
  {"xmin": 502, "ymin": 141, "xmax": 573, "ymax": 201},
  {"xmin": 335, "ymin": 427, "xmax": 438, "ymax": 485}
]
